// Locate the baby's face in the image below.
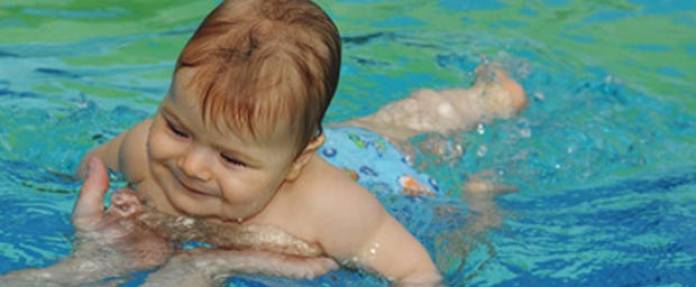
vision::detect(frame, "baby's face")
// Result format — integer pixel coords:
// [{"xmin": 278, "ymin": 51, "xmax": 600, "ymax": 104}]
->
[{"xmin": 146, "ymin": 69, "xmax": 299, "ymax": 222}]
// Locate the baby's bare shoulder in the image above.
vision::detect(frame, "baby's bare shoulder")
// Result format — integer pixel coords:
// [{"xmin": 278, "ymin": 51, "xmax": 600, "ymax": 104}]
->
[
  {"xmin": 296, "ymin": 157, "xmax": 387, "ymax": 231},
  {"xmin": 290, "ymin": 157, "xmax": 390, "ymax": 258},
  {"xmin": 301, "ymin": 157, "xmax": 380, "ymax": 208}
]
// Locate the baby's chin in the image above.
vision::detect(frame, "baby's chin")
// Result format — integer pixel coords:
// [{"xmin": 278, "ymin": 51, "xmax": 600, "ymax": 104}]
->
[
  {"xmin": 173, "ymin": 200, "xmax": 264, "ymax": 224},
  {"xmin": 218, "ymin": 207, "xmax": 266, "ymax": 224}
]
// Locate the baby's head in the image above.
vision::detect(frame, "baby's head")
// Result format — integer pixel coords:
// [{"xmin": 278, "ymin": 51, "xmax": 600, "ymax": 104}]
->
[
  {"xmin": 176, "ymin": 0, "xmax": 340, "ymax": 152},
  {"xmin": 147, "ymin": 0, "xmax": 341, "ymax": 221}
]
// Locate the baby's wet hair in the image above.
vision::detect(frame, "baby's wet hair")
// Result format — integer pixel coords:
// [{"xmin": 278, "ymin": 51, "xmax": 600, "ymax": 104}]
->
[{"xmin": 176, "ymin": 0, "xmax": 341, "ymax": 151}]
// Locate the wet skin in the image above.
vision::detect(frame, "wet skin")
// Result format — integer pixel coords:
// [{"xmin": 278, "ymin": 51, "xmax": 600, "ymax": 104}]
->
[{"xmin": 0, "ymin": 158, "xmax": 338, "ymax": 286}]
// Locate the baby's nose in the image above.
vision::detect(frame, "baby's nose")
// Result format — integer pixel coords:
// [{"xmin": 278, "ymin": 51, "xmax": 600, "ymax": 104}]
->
[{"xmin": 178, "ymin": 148, "xmax": 213, "ymax": 181}]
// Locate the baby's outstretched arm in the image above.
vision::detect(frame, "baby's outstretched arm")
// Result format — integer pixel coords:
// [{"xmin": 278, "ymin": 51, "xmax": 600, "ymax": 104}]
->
[
  {"xmin": 142, "ymin": 249, "xmax": 338, "ymax": 287},
  {"xmin": 0, "ymin": 158, "xmax": 173, "ymax": 286},
  {"xmin": 77, "ymin": 119, "xmax": 151, "ymax": 181}
]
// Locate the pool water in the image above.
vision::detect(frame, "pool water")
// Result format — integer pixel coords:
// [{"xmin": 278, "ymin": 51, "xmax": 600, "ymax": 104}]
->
[{"xmin": 1, "ymin": 0, "xmax": 695, "ymax": 286}]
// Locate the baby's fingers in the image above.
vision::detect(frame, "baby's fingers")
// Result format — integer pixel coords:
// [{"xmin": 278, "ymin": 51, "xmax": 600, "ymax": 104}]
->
[
  {"xmin": 108, "ymin": 188, "xmax": 144, "ymax": 218},
  {"xmin": 72, "ymin": 157, "xmax": 110, "ymax": 231},
  {"xmin": 298, "ymin": 256, "xmax": 339, "ymax": 278}
]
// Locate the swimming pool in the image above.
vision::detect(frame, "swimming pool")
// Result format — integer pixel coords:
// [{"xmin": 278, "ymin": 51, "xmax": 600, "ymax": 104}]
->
[{"xmin": 1, "ymin": 0, "xmax": 694, "ymax": 286}]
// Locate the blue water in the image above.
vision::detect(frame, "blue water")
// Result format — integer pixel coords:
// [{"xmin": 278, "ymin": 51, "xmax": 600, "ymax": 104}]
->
[{"xmin": 1, "ymin": 0, "xmax": 695, "ymax": 286}]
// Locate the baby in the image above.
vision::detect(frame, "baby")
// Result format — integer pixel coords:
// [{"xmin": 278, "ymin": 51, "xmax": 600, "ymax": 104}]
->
[
  {"xmin": 1, "ymin": 0, "xmax": 526, "ymax": 286},
  {"xmin": 88, "ymin": 0, "xmax": 441, "ymax": 285}
]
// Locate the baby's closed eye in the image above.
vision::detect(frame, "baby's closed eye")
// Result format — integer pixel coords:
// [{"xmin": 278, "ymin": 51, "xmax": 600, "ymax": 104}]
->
[
  {"xmin": 165, "ymin": 118, "xmax": 189, "ymax": 138},
  {"xmin": 220, "ymin": 153, "xmax": 247, "ymax": 167}
]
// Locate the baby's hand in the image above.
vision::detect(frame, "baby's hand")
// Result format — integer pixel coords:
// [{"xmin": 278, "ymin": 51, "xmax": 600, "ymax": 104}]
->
[
  {"xmin": 109, "ymin": 188, "xmax": 145, "ymax": 218},
  {"xmin": 72, "ymin": 158, "xmax": 173, "ymax": 271}
]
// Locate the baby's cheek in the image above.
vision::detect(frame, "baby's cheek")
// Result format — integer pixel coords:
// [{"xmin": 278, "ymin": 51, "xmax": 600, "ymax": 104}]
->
[
  {"xmin": 220, "ymin": 180, "xmax": 270, "ymax": 204},
  {"xmin": 220, "ymin": 181, "xmax": 252, "ymax": 202},
  {"xmin": 147, "ymin": 132, "xmax": 180, "ymax": 161}
]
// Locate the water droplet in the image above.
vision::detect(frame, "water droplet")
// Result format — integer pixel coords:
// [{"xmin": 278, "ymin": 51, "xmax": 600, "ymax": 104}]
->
[
  {"xmin": 477, "ymin": 123, "xmax": 485, "ymax": 135},
  {"xmin": 604, "ymin": 75, "xmax": 614, "ymax": 84},
  {"xmin": 519, "ymin": 128, "xmax": 532, "ymax": 138},
  {"xmin": 533, "ymin": 91, "xmax": 544, "ymax": 101},
  {"xmin": 476, "ymin": 145, "xmax": 488, "ymax": 157}
]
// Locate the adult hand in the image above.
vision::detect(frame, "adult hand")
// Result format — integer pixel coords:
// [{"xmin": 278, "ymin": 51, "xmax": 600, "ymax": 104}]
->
[
  {"xmin": 0, "ymin": 158, "xmax": 173, "ymax": 286},
  {"xmin": 72, "ymin": 157, "xmax": 173, "ymax": 271}
]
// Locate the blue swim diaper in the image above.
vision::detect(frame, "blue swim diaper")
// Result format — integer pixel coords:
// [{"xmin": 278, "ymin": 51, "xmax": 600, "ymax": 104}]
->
[{"xmin": 319, "ymin": 127, "xmax": 439, "ymax": 195}]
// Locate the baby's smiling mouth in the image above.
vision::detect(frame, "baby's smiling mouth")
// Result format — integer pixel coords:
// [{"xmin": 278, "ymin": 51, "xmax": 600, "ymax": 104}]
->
[{"xmin": 174, "ymin": 174, "xmax": 215, "ymax": 197}]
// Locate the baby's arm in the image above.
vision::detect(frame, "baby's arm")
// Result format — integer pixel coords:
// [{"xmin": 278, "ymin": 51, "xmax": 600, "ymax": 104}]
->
[
  {"xmin": 353, "ymin": 214, "xmax": 442, "ymax": 285},
  {"xmin": 77, "ymin": 120, "xmax": 152, "ymax": 180},
  {"xmin": 141, "ymin": 249, "xmax": 338, "ymax": 287},
  {"xmin": 311, "ymin": 178, "xmax": 441, "ymax": 285}
]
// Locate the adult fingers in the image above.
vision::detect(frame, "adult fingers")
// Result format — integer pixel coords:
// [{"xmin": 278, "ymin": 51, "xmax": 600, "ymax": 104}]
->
[{"xmin": 72, "ymin": 157, "xmax": 110, "ymax": 231}]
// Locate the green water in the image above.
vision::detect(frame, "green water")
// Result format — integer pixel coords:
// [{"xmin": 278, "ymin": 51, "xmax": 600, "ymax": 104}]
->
[{"xmin": 1, "ymin": 0, "xmax": 693, "ymax": 112}]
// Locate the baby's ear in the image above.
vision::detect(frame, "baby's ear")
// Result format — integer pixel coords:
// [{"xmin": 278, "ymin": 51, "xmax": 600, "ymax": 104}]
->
[{"xmin": 286, "ymin": 134, "xmax": 325, "ymax": 181}]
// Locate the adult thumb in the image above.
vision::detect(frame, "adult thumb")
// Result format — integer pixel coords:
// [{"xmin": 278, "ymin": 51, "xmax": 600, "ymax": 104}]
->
[{"xmin": 72, "ymin": 157, "xmax": 110, "ymax": 231}]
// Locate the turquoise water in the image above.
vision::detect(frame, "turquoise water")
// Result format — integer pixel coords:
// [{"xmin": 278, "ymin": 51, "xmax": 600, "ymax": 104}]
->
[{"xmin": 1, "ymin": 0, "xmax": 695, "ymax": 286}]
